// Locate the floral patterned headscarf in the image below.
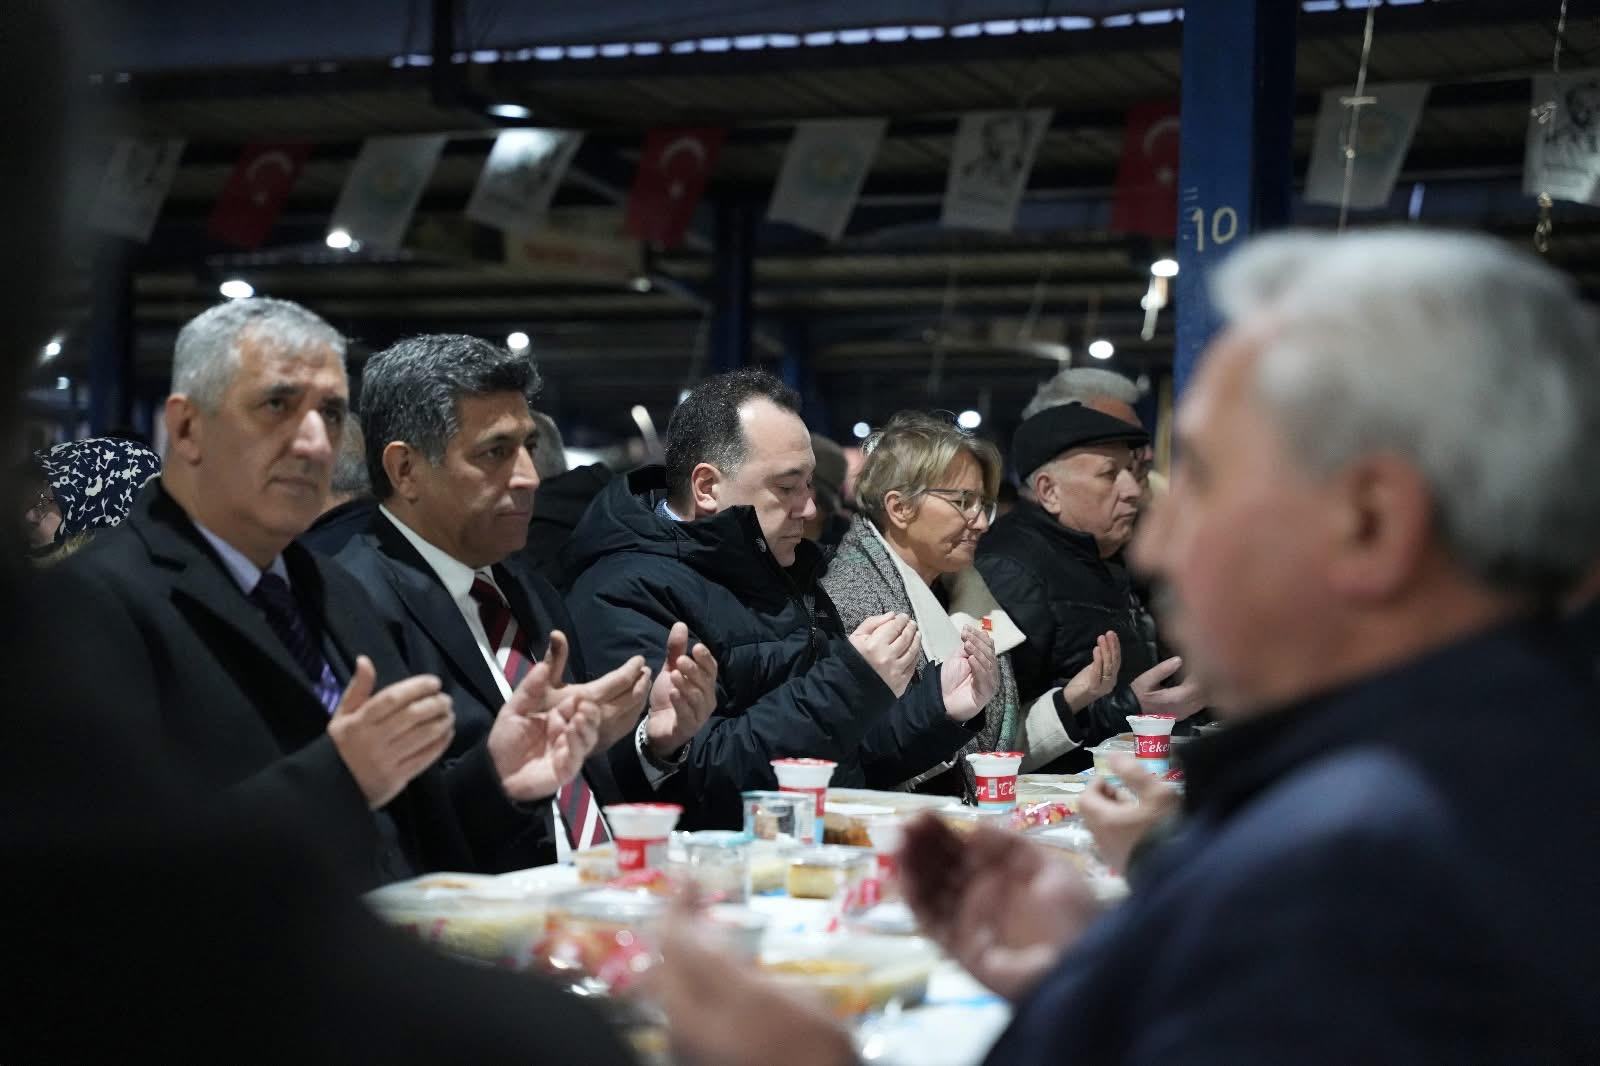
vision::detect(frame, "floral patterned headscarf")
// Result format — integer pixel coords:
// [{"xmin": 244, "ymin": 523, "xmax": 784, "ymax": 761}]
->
[{"xmin": 34, "ymin": 437, "xmax": 161, "ymax": 541}]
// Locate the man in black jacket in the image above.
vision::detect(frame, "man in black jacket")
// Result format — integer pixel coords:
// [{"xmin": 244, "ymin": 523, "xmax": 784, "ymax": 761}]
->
[
  {"xmin": 563, "ymin": 369, "xmax": 998, "ymax": 829},
  {"xmin": 336, "ymin": 334, "xmax": 717, "ymax": 866},
  {"xmin": 49, "ymin": 299, "xmax": 602, "ymax": 888},
  {"xmin": 977, "ymin": 403, "xmax": 1204, "ymax": 756}
]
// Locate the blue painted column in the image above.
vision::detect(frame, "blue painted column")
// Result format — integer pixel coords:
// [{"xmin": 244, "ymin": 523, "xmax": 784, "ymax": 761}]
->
[
  {"xmin": 710, "ymin": 202, "xmax": 755, "ymax": 374},
  {"xmin": 1174, "ymin": 0, "xmax": 1297, "ymax": 396},
  {"xmin": 87, "ymin": 238, "xmax": 136, "ymax": 434}
]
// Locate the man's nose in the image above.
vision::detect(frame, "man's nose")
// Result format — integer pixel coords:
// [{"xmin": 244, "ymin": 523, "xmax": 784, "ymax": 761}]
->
[
  {"xmin": 294, "ymin": 410, "xmax": 334, "ymax": 460},
  {"xmin": 512, "ymin": 445, "xmax": 540, "ymax": 493}
]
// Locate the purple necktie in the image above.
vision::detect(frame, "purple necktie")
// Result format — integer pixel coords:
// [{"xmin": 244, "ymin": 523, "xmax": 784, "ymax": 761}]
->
[{"xmin": 250, "ymin": 572, "xmax": 343, "ymax": 716}]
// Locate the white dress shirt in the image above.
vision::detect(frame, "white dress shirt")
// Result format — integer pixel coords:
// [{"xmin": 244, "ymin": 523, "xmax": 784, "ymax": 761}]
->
[
  {"xmin": 195, "ymin": 521, "xmax": 289, "ymax": 595},
  {"xmin": 382, "ymin": 506, "xmax": 590, "ymax": 860}
]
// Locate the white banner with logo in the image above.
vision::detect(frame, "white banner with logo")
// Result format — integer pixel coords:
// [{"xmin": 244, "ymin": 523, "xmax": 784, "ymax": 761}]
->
[
  {"xmin": 767, "ymin": 118, "xmax": 886, "ymax": 241},
  {"xmin": 466, "ymin": 129, "xmax": 585, "ymax": 237},
  {"xmin": 330, "ymin": 134, "xmax": 448, "ymax": 251},
  {"xmin": 1304, "ymin": 82, "xmax": 1429, "ymax": 209},
  {"xmin": 88, "ymin": 137, "xmax": 186, "ymax": 242},
  {"xmin": 1525, "ymin": 72, "xmax": 1600, "ymax": 205},
  {"xmin": 941, "ymin": 109, "xmax": 1051, "ymax": 233}
]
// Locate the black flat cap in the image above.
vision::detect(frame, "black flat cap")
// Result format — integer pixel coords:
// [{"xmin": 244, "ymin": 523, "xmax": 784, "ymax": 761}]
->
[{"xmin": 1011, "ymin": 402, "xmax": 1150, "ymax": 481}]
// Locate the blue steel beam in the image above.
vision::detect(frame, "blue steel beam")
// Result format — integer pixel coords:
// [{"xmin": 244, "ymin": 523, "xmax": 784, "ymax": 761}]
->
[{"xmin": 1174, "ymin": 0, "xmax": 1296, "ymax": 396}]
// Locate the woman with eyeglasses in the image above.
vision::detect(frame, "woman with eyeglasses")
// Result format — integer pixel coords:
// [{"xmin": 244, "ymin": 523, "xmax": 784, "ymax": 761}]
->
[
  {"xmin": 820, "ymin": 411, "xmax": 1121, "ymax": 799},
  {"xmin": 21, "ymin": 436, "xmax": 161, "ymax": 565}
]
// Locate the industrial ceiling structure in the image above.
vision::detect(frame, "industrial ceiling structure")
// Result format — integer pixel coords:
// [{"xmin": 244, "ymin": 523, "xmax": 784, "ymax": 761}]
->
[{"xmin": 39, "ymin": 0, "xmax": 1600, "ymax": 446}]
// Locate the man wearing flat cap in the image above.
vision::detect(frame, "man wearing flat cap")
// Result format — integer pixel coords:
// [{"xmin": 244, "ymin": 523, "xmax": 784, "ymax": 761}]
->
[{"xmin": 977, "ymin": 402, "xmax": 1204, "ymax": 761}]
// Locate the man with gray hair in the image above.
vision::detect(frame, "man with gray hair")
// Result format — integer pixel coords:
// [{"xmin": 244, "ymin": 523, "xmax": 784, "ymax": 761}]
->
[
  {"xmin": 651, "ymin": 228, "xmax": 1600, "ymax": 1064},
  {"xmin": 1022, "ymin": 366, "xmax": 1155, "ymax": 494},
  {"xmin": 336, "ymin": 335, "xmax": 718, "ymax": 866},
  {"xmin": 49, "ymin": 299, "xmax": 604, "ymax": 887},
  {"xmin": 978, "ymin": 399, "xmax": 1202, "ymax": 764}
]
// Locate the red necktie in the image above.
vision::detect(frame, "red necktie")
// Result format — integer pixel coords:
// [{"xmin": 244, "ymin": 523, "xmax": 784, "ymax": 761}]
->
[{"xmin": 470, "ymin": 574, "xmax": 609, "ymax": 849}]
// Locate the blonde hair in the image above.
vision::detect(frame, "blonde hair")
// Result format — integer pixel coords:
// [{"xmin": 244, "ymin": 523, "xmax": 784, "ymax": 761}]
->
[{"xmin": 856, "ymin": 411, "xmax": 1002, "ymax": 529}]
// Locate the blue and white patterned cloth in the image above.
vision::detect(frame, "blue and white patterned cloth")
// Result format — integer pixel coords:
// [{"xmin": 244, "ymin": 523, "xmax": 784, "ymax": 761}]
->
[{"xmin": 35, "ymin": 437, "xmax": 161, "ymax": 540}]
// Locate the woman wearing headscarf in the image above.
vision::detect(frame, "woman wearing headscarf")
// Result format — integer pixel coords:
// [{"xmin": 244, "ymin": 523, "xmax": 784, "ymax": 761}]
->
[
  {"xmin": 26, "ymin": 436, "xmax": 160, "ymax": 564},
  {"xmin": 821, "ymin": 411, "xmax": 1121, "ymax": 798}
]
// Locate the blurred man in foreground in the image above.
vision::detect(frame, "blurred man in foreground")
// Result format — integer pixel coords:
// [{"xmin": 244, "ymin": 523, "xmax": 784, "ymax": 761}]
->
[{"xmin": 655, "ymin": 229, "xmax": 1600, "ymax": 1064}]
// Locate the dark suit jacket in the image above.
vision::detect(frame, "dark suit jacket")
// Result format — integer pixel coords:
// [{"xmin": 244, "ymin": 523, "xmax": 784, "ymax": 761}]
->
[
  {"xmin": 299, "ymin": 495, "xmax": 378, "ymax": 556},
  {"xmin": 45, "ymin": 480, "xmax": 531, "ymax": 889},
  {"xmin": 335, "ymin": 508, "xmax": 657, "ymax": 867}
]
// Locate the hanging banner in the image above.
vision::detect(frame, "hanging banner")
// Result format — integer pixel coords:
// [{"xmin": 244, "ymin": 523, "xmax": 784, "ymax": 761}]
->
[
  {"xmin": 466, "ymin": 129, "xmax": 584, "ymax": 237},
  {"xmin": 329, "ymin": 134, "xmax": 448, "ymax": 252},
  {"xmin": 1524, "ymin": 72, "xmax": 1600, "ymax": 205},
  {"xmin": 88, "ymin": 137, "xmax": 185, "ymax": 242},
  {"xmin": 767, "ymin": 118, "xmax": 886, "ymax": 241},
  {"xmin": 506, "ymin": 207, "xmax": 644, "ymax": 283},
  {"xmin": 941, "ymin": 109, "xmax": 1051, "ymax": 233},
  {"xmin": 1304, "ymin": 82, "xmax": 1429, "ymax": 209},
  {"xmin": 208, "ymin": 141, "xmax": 312, "ymax": 249},
  {"xmin": 1111, "ymin": 100, "xmax": 1180, "ymax": 238},
  {"xmin": 625, "ymin": 127, "xmax": 726, "ymax": 248}
]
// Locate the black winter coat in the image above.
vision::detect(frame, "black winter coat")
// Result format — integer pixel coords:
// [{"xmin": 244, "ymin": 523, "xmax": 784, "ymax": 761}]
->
[
  {"xmin": 976, "ymin": 500, "xmax": 1160, "ymax": 753},
  {"xmin": 561, "ymin": 468, "xmax": 968, "ymax": 829}
]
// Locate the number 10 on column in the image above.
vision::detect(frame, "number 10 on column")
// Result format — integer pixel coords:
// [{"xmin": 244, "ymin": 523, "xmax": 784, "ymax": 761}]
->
[{"xmin": 1189, "ymin": 206, "xmax": 1239, "ymax": 253}]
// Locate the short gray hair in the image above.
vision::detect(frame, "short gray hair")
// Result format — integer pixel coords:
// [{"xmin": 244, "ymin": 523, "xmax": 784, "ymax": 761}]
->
[
  {"xmin": 529, "ymin": 410, "xmax": 569, "ymax": 480},
  {"xmin": 330, "ymin": 418, "xmax": 370, "ymax": 498},
  {"xmin": 1213, "ymin": 228, "xmax": 1600, "ymax": 598},
  {"xmin": 359, "ymin": 334, "xmax": 542, "ymax": 500},
  {"xmin": 172, "ymin": 298, "xmax": 346, "ymax": 412},
  {"xmin": 1021, "ymin": 367, "xmax": 1141, "ymax": 421}
]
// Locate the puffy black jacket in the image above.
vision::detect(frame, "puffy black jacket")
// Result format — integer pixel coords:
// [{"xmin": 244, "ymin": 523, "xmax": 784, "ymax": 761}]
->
[
  {"xmin": 561, "ymin": 467, "xmax": 968, "ymax": 829},
  {"xmin": 976, "ymin": 500, "xmax": 1161, "ymax": 754},
  {"xmin": 522, "ymin": 462, "xmax": 613, "ymax": 585}
]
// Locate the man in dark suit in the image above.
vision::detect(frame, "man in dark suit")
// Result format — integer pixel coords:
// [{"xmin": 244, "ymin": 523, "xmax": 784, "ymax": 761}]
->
[
  {"xmin": 336, "ymin": 334, "xmax": 718, "ymax": 866},
  {"xmin": 48, "ymin": 298, "xmax": 604, "ymax": 888}
]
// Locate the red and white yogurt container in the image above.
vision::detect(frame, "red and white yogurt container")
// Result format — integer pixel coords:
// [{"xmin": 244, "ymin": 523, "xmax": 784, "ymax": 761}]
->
[
  {"xmin": 1125, "ymin": 714, "xmax": 1177, "ymax": 776},
  {"xmin": 770, "ymin": 758, "xmax": 837, "ymax": 844},
  {"xmin": 602, "ymin": 803, "xmax": 683, "ymax": 874},
  {"xmin": 966, "ymin": 751, "xmax": 1026, "ymax": 811}
]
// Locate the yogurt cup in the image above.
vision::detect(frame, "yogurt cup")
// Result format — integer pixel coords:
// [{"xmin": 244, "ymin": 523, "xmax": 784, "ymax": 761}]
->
[
  {"xmin": 771, "ymin": 758, "xmax": 837, "ymax": 844},
  {"xmin": 1126, "ymin": 714, "xmax": 1177, "ymax": 776},
  {"xmin": 965, "ymin": 751, "xmax": 1025, "ymax": 810},
  {"xmin": 602, "ymin": 803, "xmax": 683, "ymax": 874}
]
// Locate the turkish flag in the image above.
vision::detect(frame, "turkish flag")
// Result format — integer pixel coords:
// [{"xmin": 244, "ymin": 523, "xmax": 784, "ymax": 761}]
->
[
  {"xmin": 208, "ymin": 142, "xmax": 312, "ymax": 249},
  {"xmin": 625, "ymin": 128, "xmax": 726, "ymax": 248},
  {"xmin": 1111, "ymin": 101, "xmax": 1180, "ymax": 238}
]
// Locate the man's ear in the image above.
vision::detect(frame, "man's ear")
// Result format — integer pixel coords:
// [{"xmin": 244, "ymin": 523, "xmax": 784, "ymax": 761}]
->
[
  {"xmin": 1325, "ymin": 453, "xmax": 1433, "ymax": 604},
  {"xmin": 164, "ymin": 394, "xmax": 203, "ymax": 466},
  {"xmin": 1032, "ymin": 468, "xmax": 1061, "ymax": 516},
  {"xmin": 689, "ymin": 462, "xmax": 721, "ymax": 518},
  {"xmin": 382, "ymin": 441, "xmax": 425, "ymax": 504}
]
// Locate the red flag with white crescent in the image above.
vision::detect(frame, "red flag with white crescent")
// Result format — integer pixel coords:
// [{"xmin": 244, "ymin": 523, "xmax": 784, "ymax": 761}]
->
[
  {"xmin": 624, "ymin": 128, "xmax": 726, "ymax": 248},
  {"xmin": 209, "ymin": 142, "xmax": 312, "ymax": 249},
  {"xmin": 1111, "ymin": 101, "xmax": 1180, "ymax": 238}
]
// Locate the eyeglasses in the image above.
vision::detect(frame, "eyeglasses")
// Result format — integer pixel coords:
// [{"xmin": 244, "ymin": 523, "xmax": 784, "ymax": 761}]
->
[
  {"xmin": 919, "ymin": 488, "xmax": 997, "ymax": 525},
  {"xmin": 24, "ymin": 490, "xmax": 55, "ymax": 518}
]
